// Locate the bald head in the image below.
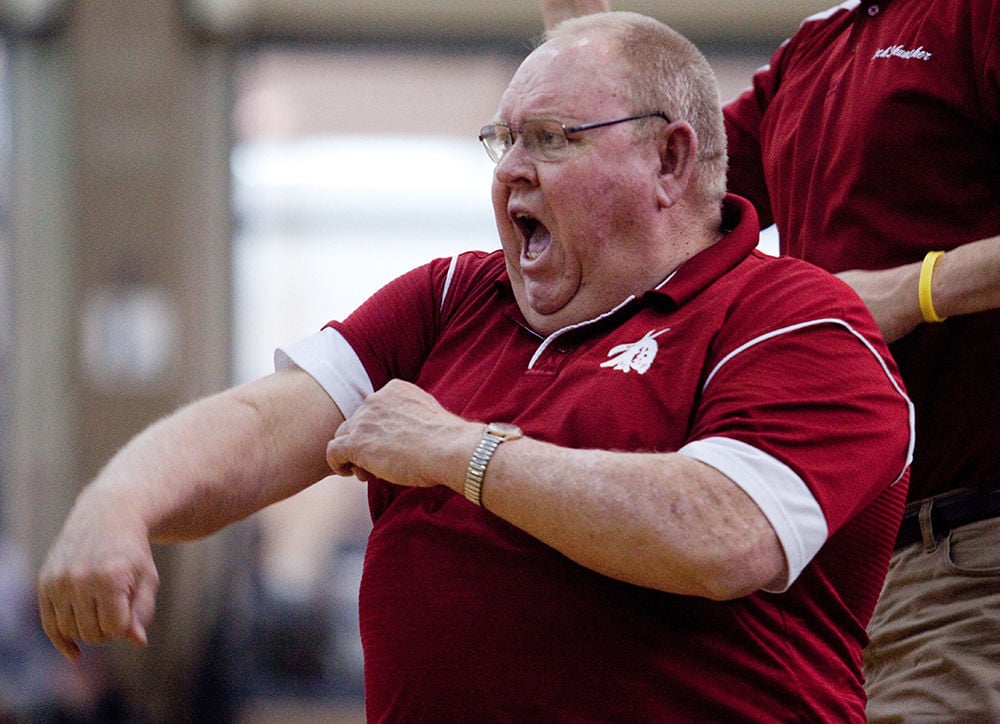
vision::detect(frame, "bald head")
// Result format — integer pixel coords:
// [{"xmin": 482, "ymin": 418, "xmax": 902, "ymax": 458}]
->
[{"xmin": 544, "ymin": 12, "xmax": 728, "ymax": 207}]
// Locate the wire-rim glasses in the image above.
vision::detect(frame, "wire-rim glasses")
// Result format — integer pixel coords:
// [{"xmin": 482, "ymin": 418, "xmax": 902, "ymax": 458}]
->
[{"xmin": 478, "ymin": 111, "xmax": 671, "ymax": 164}]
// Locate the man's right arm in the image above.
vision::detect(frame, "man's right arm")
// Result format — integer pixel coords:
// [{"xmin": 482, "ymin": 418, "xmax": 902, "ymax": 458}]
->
[
  {"xmin": 839, "ymin": 233, "xmax": 1000, "ymax": 342},
  {"xmin": 37, "ymin": 365, "xmax": 345, "ymax": 661}
]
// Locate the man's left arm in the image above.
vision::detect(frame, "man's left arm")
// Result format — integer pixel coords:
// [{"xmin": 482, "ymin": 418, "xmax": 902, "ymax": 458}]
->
[
  {"xmin": 838, "ymin": 234, "xmax": 1000, "ymax": 342},
  {"xmin": 326, "ymin": 379, "xmax": 786, "ymax": 600}
]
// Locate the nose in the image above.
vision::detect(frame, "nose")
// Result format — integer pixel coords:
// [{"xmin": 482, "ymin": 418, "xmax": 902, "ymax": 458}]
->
[{"xmin": 494, "ymin": 139, "xmax": 537, "ymax": 186}]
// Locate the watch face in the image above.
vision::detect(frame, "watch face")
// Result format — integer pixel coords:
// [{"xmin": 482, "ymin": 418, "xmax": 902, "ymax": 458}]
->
[{"xmin": 487, "ymin": 422, "xmax": 522, "ymax": 439}]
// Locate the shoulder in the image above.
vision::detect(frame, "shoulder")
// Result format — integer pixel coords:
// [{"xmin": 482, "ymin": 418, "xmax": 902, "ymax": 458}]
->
[
  {"xmin": 795, "ymin": 1, "xmax": 859, "ymax": 39},
  {"xmin": 770, "ymin": 1, "xmax": 860, "ymax": 72},
  {"xmin": 436, "ymin": 249, "xmax": 508, "ymax": 312},
  {"xmin": 720, "ymin": 250, "xmax": 884, "ymax": 345},
  {"xmin": 370, "ymin": 249, "xmax": 506, "ymax": 309},
  {"xmin": 735, "ymin": 249, "xmax": 854, "ymax": 303}
]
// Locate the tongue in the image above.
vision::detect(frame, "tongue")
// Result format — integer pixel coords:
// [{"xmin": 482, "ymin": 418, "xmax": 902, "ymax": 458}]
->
[{"xmin": 526, "ymin": 225, "xmax": 552, "ymax": 260}]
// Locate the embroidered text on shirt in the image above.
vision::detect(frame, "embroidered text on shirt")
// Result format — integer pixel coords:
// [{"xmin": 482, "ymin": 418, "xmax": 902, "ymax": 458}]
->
[
  {"xmin": 600, "ymin": 328, "xmax": 670, "ymax": 374},
  {"xmin": 872, "ymin": 45, "xmax": 932, "ymax": 61}
]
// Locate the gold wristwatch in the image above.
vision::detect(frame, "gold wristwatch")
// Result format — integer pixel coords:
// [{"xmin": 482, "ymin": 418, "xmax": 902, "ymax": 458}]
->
[{"xmin": 464, "ymin": 422, "xmax": 522, "ymax": 506}]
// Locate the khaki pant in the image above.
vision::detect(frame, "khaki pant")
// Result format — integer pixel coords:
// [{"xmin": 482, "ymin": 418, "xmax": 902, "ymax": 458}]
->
[{"xmin": 864, "ymin": 516, "xmax": 1000, "ymax": 722}]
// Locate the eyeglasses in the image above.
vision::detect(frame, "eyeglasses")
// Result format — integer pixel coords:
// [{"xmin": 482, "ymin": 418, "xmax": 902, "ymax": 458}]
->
[{"xmin": 478, "ymin": 112, "xmax": 671, "ymax": 164}]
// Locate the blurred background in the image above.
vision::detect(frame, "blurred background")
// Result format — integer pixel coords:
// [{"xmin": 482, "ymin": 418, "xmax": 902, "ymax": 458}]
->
[{"xmin": 0, "ymin": 1, "xmax": 829, "ymax": 721}]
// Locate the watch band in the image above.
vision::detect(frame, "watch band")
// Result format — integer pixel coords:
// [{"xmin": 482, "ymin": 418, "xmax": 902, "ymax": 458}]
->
[{"xmin": 464, "ymin": 422, "xmax": 522, "ymax": 506}]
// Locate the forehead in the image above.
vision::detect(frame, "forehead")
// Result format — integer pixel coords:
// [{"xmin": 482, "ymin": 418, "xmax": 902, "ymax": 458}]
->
[{"xmin": 497, "ymin": 34, "xmax": 627, "ymax": 122}]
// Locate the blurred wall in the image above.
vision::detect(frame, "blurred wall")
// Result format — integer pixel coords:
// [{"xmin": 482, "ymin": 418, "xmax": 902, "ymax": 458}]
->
[{"xmin": 3, "ymin": 1, "xmax": 234, "ymax": 720}]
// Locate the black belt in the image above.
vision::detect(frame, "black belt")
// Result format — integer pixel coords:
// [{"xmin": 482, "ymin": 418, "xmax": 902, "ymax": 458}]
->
[{"xmin": 895, "ymin": 485, "xmax": 1000, "ymax": 550}]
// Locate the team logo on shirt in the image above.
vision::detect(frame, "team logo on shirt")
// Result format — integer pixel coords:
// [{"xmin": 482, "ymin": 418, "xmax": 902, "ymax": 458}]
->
[{"xmin": 600, "ymin": 328, "xmax": 670, "ymax": 374}]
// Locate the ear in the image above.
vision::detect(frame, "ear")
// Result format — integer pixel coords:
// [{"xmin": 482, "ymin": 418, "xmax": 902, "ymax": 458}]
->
[{"xmin": 654, "ymin": 121, "xmax": 698, "ymax": 208}]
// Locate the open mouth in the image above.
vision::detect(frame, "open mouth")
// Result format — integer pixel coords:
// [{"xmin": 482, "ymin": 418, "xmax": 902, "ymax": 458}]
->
[{"xmin": 514, "ymin": 213, "xmax": 551, "ymax": 261}]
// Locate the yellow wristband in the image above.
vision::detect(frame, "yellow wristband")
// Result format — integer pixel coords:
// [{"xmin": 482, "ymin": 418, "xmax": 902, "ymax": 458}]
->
[{"xmin": 918, "ymin": 250, "xmax": 947, "ymax": 323}]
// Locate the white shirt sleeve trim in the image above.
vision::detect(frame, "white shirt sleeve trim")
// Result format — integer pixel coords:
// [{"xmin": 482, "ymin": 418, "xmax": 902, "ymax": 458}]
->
[
  {"xmin": 274, "ymin": 327, "xmax": 373, "ymax": 418},
  {"xmin": 441, "ymin": 254, "xmax": 459, "ymax": 312},
  {"xmin": 679, "ymin": 436, "xmax": 828, "ymax": 592}
]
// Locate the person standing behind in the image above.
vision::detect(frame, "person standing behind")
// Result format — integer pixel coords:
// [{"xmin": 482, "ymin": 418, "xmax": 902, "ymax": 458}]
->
[{"xmin": 543, "ymin": 0, "xmax": 1000, "ymax": 719}]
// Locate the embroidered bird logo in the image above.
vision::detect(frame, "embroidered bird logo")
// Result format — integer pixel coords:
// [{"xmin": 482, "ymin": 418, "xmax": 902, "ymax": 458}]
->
[{"xmin": 600, "ymin": 328, "xmax": 671, "ymax": 374}]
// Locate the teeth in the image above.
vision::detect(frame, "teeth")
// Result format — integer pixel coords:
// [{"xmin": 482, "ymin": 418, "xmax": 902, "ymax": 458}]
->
[{"xmin": 513, "ymin": 212, "xmax": 543, "ymax": 261}]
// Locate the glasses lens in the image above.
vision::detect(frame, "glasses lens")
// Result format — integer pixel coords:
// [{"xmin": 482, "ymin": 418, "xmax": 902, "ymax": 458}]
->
[
  {"xmin": 522, "ymin": 120, "xmax": 568, "ymax": 160},
  {"xmin": 479, "ymin": 124, "xmax": 511, "ymax": 163},
  {"xmin": 479, "ymin": 120, "xmax": 572, "ymax": 163}
]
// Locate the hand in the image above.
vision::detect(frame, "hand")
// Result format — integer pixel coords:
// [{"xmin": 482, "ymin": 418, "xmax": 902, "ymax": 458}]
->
[
  {"xmin": 326, "ymin": 379, "xmax": 479, "ymax": 492},
  {"xmin": 37, "ymin": 495, "xmax": 159, "ymax": 662},
  {"xmin": 540, "ymin": 0, "xmax": 611, "ymax": 30},
  {"xmin": 837, "ymin": 264, "xmax": 924, "ymax": 343}
]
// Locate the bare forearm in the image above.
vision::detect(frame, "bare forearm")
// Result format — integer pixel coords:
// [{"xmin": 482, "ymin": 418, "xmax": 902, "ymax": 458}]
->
[
  {"xmin": 930, "ymin": 234, "xmax": 1000, "ymax": 318},
  {"xmin": 327, "ymin": 380, "xmax": 785, "ymax": 599},
  {"xmin": 838, "ymin": 234, "xmax": 1000, "ymax": 342},
  {"xmin": 91, "ymin": 400, "xmax": 271, "ymax": 541},
  {"xmin": 80, "ymin": 368, "xmax": 338, "ymax": 542},
  {"xmin": 38, "ymin": 367, "xmax": 340, "ymax": 660},
  {"xmin": 481, "ymin": 440, "xmax": 785, "ymax": 599}
]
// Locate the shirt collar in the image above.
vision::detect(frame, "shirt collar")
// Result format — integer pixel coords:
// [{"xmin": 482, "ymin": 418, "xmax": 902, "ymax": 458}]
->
[{"xmin": 647, "ymin": 194, "xmax": 761, "ymax": 308}]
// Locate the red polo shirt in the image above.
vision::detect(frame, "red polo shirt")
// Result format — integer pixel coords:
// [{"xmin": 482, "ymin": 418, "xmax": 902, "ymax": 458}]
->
[
  {"xmin": 278, "ymin": 195, "xmax": 912, "ymax": 720},
  {"xmin": 725, "ymin": 0, "xmax": 1000, "ymax": 500}
]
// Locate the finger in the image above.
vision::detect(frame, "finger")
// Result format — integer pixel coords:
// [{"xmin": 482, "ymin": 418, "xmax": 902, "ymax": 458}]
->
[
  {"xmin": 326, "ymin": 438, "xmax": 354, "ymax": 476},
  {"xmin": 73, "ymin": 595, "xmax": 106, "ymax": 645},
  {"xmin": 126, "ymin": 572, "xmax": 159, "ymax": 648},
  {"xmin": 95, "ymin": 586, "xmax": 141, "ymax": 643},
  {"xmin": 351, "ymin": 465, "xmax": 375, "ymax": 483},
  {"xmin": 47, "ymin": 586, "xmax": 84, "ymax": 644},
  {"xmin": 85, "ymin": 556, "xmax": 159, "ymax": 648},
  {"xmin": 128, "ymin": 617, "xmax": 149, "ymax": 648},
  {"xmin": 37, "ymin": 590, "xmax": 82, "ymax": 662}
]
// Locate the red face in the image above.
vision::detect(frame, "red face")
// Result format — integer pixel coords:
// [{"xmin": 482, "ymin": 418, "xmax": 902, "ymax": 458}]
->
[{"xmin": 490, "ymin": 35, "xmax": 671, "ymax": 337}]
